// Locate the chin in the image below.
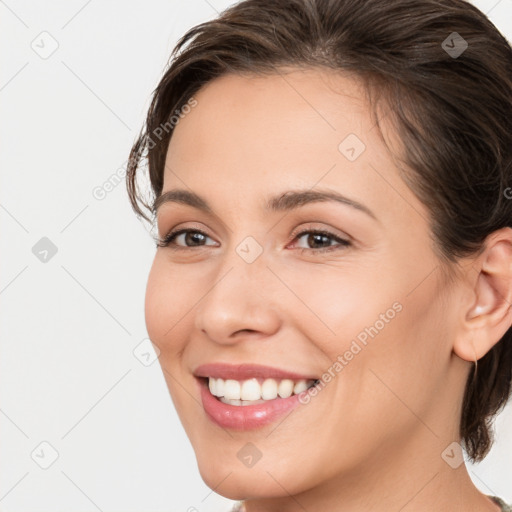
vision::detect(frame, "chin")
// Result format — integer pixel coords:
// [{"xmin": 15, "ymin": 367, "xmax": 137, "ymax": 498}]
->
[
  {"xmin": 197, "ymin": 467, "xmax": 286, "ymax": 501},
  {"xmin": 194, "ymin": 449, "xmax": 317, "ymax": 501}
]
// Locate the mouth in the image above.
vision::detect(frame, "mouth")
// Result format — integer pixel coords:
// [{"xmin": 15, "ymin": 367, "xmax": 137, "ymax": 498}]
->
[
  {"xmin": 193, "ymin": 363, "xmax": 321, "ymax": 429},
  {"xmin": 203, "ymin": 376, "xmax": 319, "ymax": 406}
]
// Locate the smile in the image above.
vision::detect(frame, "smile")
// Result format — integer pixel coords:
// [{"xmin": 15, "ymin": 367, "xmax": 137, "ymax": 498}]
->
[
  {"xmin": 194, "ymin": 363, "xmax": 320, "ymax": 429},
  {"xmin": 208, "ymin": 377, "xmax": 318, "ymax": 405}
]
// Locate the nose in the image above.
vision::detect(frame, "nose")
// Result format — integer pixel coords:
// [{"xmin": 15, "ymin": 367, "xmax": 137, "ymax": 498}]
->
[{"xmin": 193, "ymin": 252, "xmax": 282, "ymax": 345}]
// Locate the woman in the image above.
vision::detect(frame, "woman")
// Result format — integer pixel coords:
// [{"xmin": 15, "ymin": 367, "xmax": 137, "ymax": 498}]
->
[{"xmin": 126, "ymin": 0, "xmax": 512, "ymax": 510}]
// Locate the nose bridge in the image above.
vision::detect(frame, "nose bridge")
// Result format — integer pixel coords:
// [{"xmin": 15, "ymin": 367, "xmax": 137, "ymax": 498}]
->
[{"xmin": 194, "ymin": 236, "xmax": 281, "ymax": 342}]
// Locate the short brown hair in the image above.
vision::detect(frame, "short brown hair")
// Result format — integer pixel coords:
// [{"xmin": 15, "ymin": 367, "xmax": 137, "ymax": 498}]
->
[{"xmin": 126, "ymin": 0, "xmax": 512, "ymax": 462}]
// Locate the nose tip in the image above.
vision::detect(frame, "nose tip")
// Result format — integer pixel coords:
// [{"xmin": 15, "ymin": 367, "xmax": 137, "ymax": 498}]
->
[{"xmin": 193, "ymin": 265, "xmax": 281, "ymax": 345}]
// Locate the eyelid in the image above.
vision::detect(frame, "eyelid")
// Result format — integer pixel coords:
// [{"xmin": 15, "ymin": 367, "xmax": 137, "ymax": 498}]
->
[
  {"xmin": 288, "ymin": 222, "xmax": 351, "ymax": 244},
  {"xmin": 157, "ymin": 219, "xmax": 206, "ymax": 237},
  {"xmin": 155, "ymin": 220, "xmax": 210, "ymax": 247}
]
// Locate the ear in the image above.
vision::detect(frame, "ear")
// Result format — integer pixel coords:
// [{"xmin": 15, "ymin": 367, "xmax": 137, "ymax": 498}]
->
[{"xmin": 453, "ymin": 227, "xmax": 512, "ymax": 362}]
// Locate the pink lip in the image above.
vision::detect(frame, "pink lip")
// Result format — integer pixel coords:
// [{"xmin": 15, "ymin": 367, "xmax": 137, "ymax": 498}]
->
[
  {"xmin": 193, "ymin": 362, "xmax": 318, "ymax": 381},
  {"xmin": 193, "ymin": 363, "xmax": 319, "ymax": 430},
  {"xmin": 196, "ymin": 377, "xmax": 312, "ymax": 430}
]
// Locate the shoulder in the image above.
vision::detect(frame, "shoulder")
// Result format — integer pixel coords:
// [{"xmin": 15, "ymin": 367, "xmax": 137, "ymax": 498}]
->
[{"xmin": 490, "ymin": 496, "xmax": 512, "ymax": 512}]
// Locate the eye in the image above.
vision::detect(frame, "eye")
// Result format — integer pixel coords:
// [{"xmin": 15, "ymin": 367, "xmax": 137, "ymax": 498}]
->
[
  {"xmin": 156, "ymin": 227, "xmax": 351, "ymax": 253},
  {"xmin": 291, "ymin": 229, "xmax": 351, "ymax": 253},
  {"xmin": 156, "ymin": 228, "xmax": 218, "ymax": 249}
]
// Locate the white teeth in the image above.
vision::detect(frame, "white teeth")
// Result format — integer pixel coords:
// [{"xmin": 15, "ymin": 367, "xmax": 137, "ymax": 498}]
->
[
  {"xmin": 220, "ymin": 398, "xmax": 242, "ymax": 406},
  {"xmin": 261, "ymin": 378, "xmax": 278, "ymax": 400},
  {"xmin": 215, "ymin": 377, "xmax": 225, "ymax": 397},
  {"xmin": 207, "ymin": 376, "xmax": 316, "ymax": 402},
  {"xmin": 293, "ymin": 380, "xmax": 308, "ymax": 394},
  {"xmin": 278, "ymin": 379, "xmax": 294, "ymax": 398},
  {"xmin": 240, "ymin": 378, "xmax": 261, "ymax": 401},
  {"xmin": 223, "ymin": 379, "xmax": 241, "ymax": 400},
  {"xmin": 219, "ymin": 397, "xmax": 267, "ymax": 406}
]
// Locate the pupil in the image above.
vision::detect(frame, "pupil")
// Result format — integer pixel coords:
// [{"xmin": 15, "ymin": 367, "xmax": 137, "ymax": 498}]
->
[
  {"xmin": 187, "ymin": 232, "xmax": 205, "ymax": 245},
  {"xmin": 309, "ymin": 233, "xmax": 329, "ymax": 248}
]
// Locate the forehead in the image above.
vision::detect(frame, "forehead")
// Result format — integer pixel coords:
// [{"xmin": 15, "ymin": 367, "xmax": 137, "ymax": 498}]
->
[
  {"xmin": 168, "ymin": 68, "xmax": 372, "ymax": 165},
  {"xmin": 162, "ymin": 68, "xmax": 423, "ymax": 223}
]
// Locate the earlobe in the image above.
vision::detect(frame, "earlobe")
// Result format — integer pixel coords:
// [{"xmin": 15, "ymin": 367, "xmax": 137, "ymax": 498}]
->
[{"xmin": 453, "ymin": 228, "xmax": 512, "ymax": 363}]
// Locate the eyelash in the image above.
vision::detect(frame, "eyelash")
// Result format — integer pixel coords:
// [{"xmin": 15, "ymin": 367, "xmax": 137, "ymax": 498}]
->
[{"xmin": 155, "ymin": 228, "xmax": 351, "ymax": 254}]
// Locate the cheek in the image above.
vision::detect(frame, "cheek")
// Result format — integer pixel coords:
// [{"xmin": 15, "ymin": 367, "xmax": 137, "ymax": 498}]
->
[
  {"xmin": 144, "ymin": 256, "xmax": 194, "ymax": 353},
  {"xmin": 283, "ymin": 257, "xmax": 448, "ymax": 417},
  {"xmin": 144, "ymin": 258, "xmax": 200, "ymax": 417},
  {"xmin": 144, "ymin": 259, "xmax": 167, "ymax": 343},
  {"xmin": 338, "ymin": 275, "xmax": 453, "ymax": 439},
  {"xmin": 271, "ymin": 260, "xmax": 402, "ymax": 353}
]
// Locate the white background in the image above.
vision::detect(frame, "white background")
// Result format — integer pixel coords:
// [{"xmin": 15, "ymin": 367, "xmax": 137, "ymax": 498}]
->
[{"xmin": 1, "ymin": 0, "xmax": 511, "ymax": 510}]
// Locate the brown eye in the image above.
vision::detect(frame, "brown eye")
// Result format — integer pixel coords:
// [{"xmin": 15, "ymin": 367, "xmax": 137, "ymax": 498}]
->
[
  {"xmin": 157, "ymin": 229, "xmax": 217, "ymax": 249},
  {"xmin": 293, "ymin": 230, "xmax": 351, "ymax": 253}
]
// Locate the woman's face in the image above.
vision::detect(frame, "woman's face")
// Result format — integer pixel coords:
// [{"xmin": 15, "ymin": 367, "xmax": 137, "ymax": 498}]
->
[{"xmin": 145, "ymin": 68, "xmax": 468, "ymax": 499}]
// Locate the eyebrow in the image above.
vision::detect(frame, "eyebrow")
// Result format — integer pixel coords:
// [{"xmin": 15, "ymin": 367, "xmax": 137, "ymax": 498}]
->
[{"xmin": 153, "ymin": 188, "xmax": 377, "ymax": 221}]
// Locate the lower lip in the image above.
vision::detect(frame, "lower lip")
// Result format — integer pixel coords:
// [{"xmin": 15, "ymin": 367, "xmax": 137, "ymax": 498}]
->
[{"xmin": 197, "ymin": 378, "xmax": 311, "ymax": 430}]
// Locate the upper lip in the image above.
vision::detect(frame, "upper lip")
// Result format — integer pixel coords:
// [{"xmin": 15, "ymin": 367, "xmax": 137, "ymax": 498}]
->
[{"xmin": 193, "ymin": 363, "xmax": 318, "ymax": 381}]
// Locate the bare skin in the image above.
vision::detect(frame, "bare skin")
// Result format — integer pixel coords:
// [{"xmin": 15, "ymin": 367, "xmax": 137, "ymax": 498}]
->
[{"xmin": 145, "ymin": 67, "xmax": 512, "ymax": 512}]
